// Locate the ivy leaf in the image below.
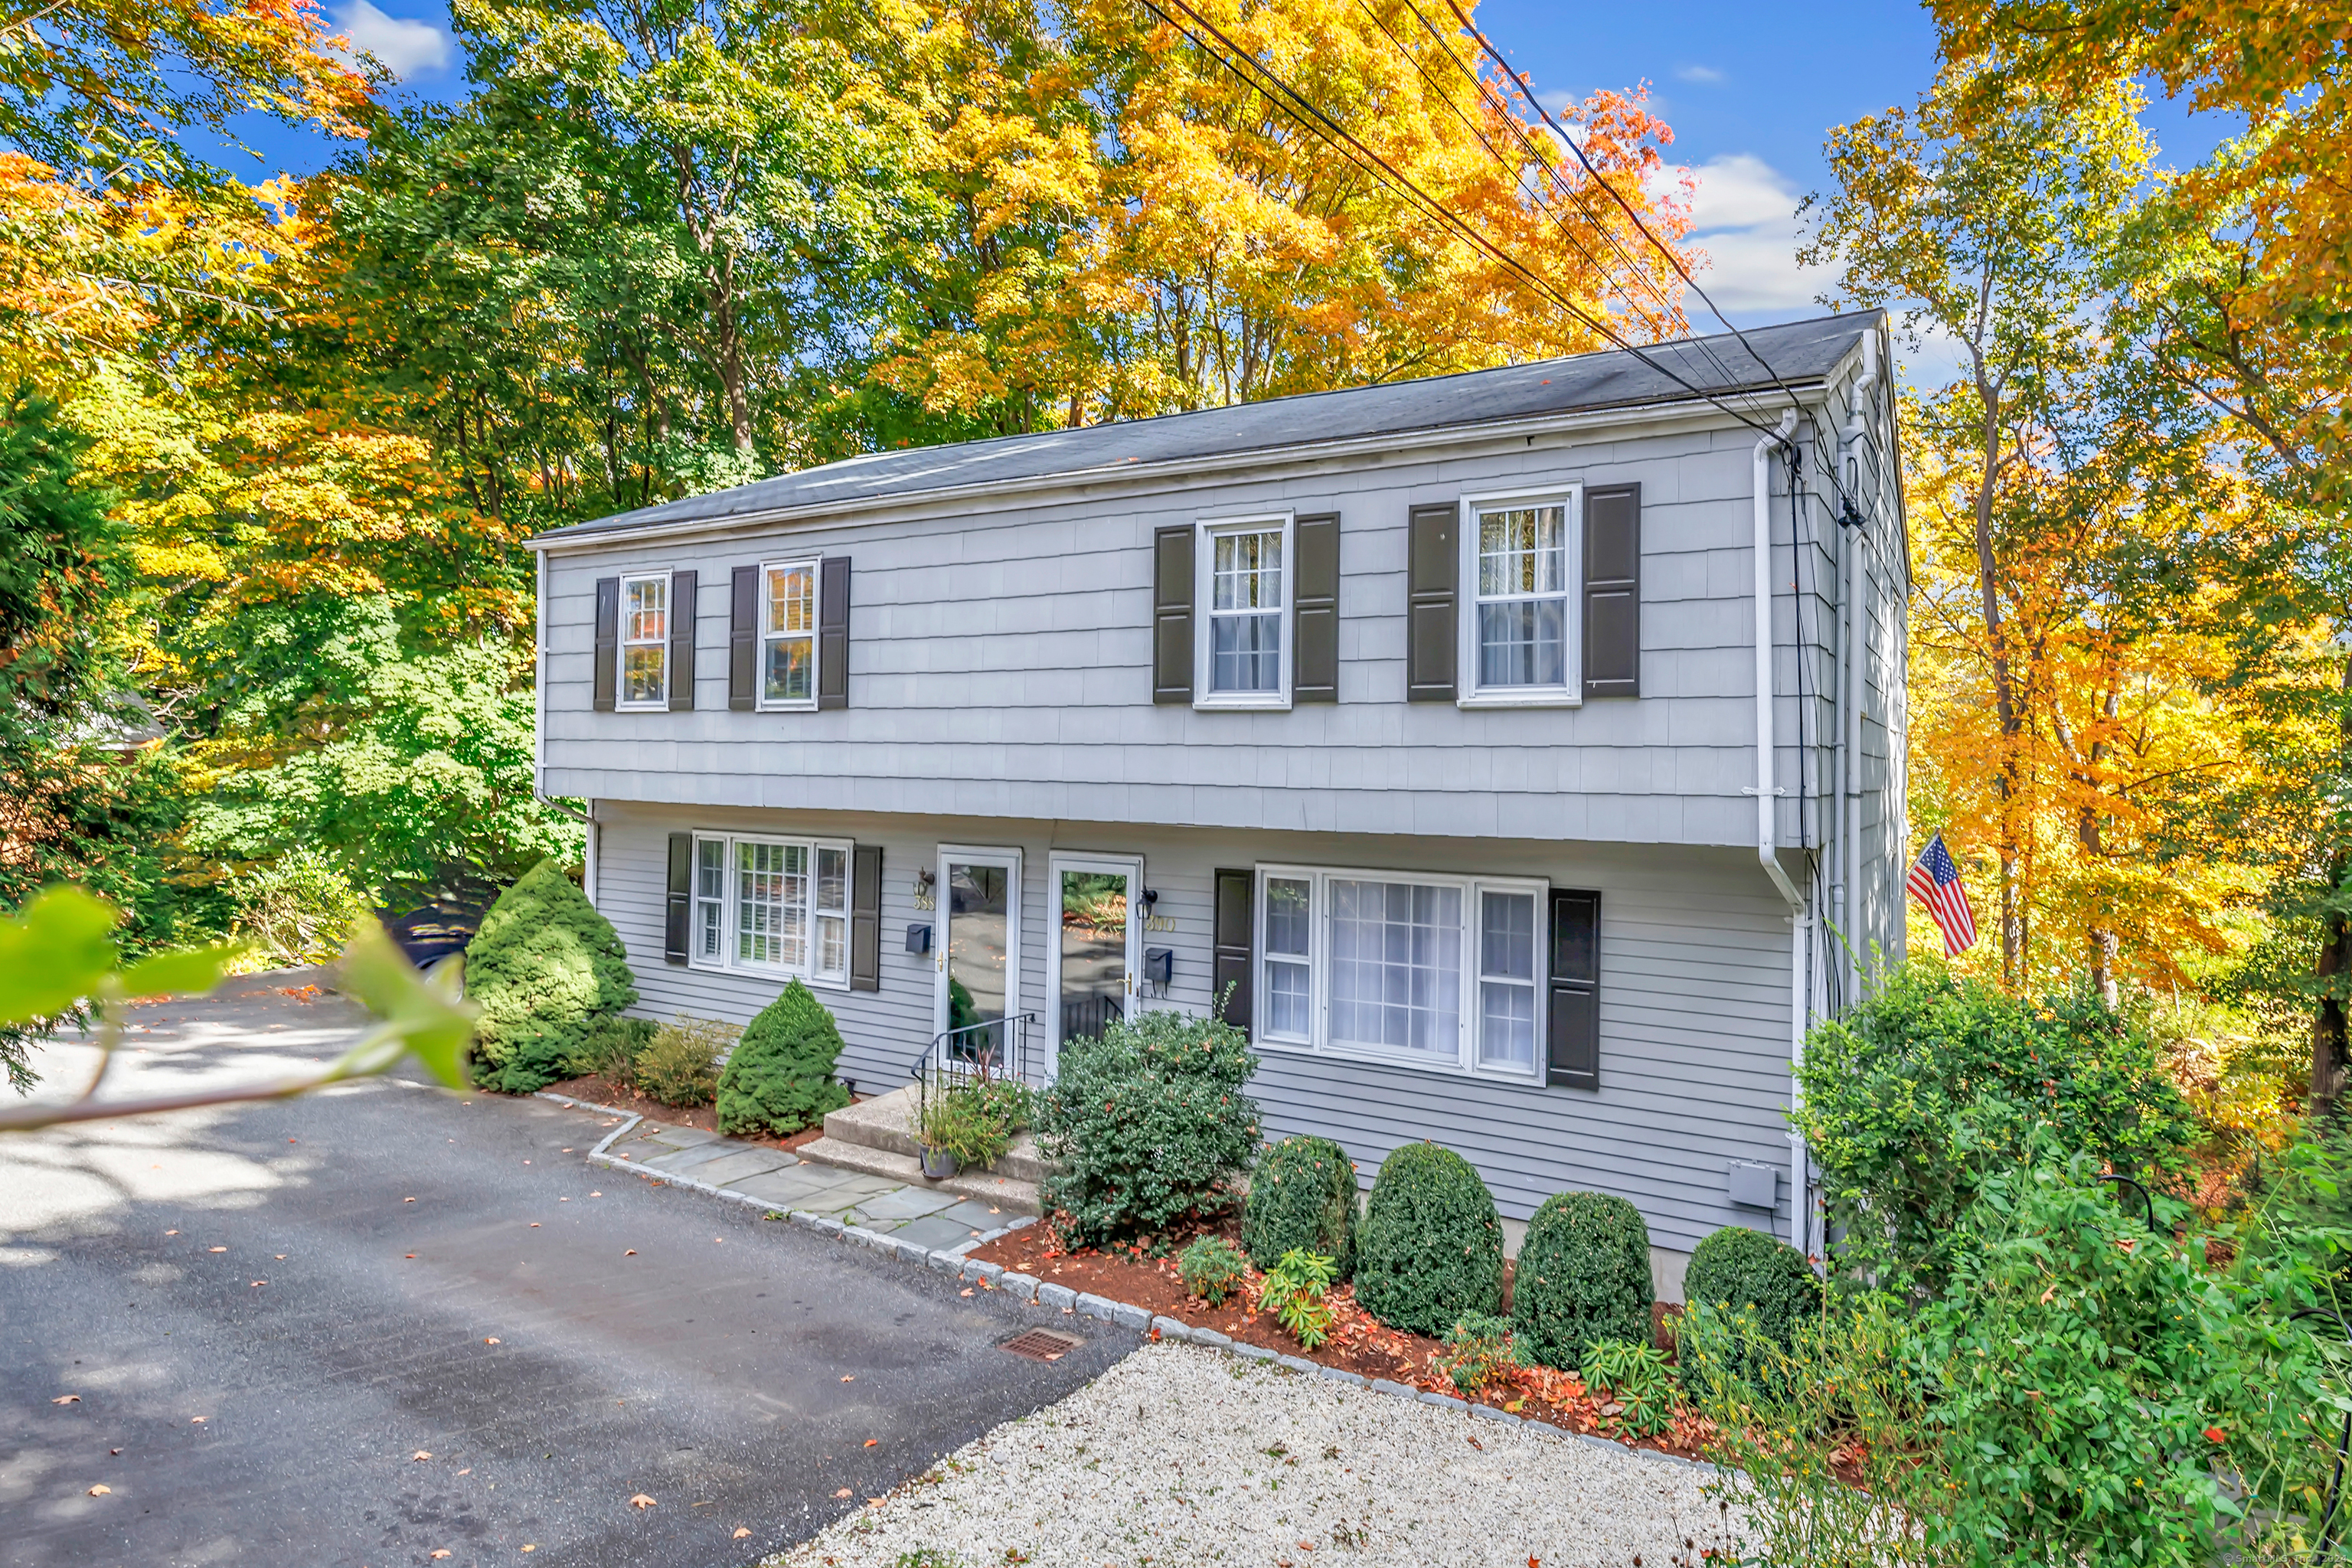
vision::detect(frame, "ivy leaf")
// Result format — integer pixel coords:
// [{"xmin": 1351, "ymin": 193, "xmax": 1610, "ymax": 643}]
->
[
  {"xmin": 0, "ymin": 887, "xmax": 120, "ymax": 1024},
  {"xmin": 116, "ymin": 945, "xmax": 241, "ymax": 1001},
  {"xmin": 336, "ymin": 920, "xmax": 475, "ymax": 1089}
]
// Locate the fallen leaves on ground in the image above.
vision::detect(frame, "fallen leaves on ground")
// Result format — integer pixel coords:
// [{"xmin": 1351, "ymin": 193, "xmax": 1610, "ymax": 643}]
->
[
  {"xmin": 834, "ymin": 1488, "xmax": 851, "ymax": 1498},
  {"xmin": 430, "ymin": 1551, "xmax": 451, "ymax": 1560},
  {"xmin": 87, "ymin": 1485, "xmax": 109, "ymax": 1496},
  {"xmin": 629, "ymin": 1494, "xmax": 656, "ymax": 1509},
  {"xmin": 625, "ymin": 1249, "xmax": 636, "ymax": 1256},
  {"xmin": 51, "ymin": 1395, "xmax": 78, "ymax": 1404},
  {"xmin": 207, "ymin": 1247, "xmax": 226, "ymax": 1253},
  {"xmin": 863, "ymin": 1439, "xmax": 878, "ymax": 1448},
  {"xmin": 734, "ymin": 1527, "xmax": 752, "ymax": 1538},
  {"xmin": 484, "ymin": 1338, "xmax": 500, "ymax": 1345}
]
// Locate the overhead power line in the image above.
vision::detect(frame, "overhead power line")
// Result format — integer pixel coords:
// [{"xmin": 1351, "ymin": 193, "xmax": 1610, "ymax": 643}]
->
[{"xmin": 1131, "ymin": 0, "xmax": 1798, "ymax": 446}]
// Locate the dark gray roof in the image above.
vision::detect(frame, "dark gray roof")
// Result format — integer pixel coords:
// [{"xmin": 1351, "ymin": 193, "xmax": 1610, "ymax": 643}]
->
[{"xmin": 537, "ymin": 312, "xmax": 1875, "ymax": 544}]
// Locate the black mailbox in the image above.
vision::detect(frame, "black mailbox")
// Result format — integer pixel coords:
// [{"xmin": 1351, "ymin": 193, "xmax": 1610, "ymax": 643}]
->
[
  {"xmin": 1143, "ymin": 947, "xmax": 1174, "ymax": 988},
  {"xmin": 905, "ymin": 923, "xmax": 933, "ymax": 955}
]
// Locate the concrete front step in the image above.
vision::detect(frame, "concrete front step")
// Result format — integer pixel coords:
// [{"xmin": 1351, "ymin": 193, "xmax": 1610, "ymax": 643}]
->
[
  {"xmin": 822, "ymin": 1083, "xmax": 1056, "ymax": 1184},
  {"xmin": 797, "ymin": 1135, "xmax": 1042, "ymax": 1215}
]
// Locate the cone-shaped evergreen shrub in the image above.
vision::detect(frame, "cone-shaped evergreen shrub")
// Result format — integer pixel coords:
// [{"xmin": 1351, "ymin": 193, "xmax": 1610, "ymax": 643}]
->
[
  {"xmin": 1352, "ymin": 1142, "xmax": 1503, "ymax": 1335},
  {"xmin": 1512, "ymin": 1190, "xmax": 1655, "ymax": 1368},
  {"xmin": 1682, "ymin": 1224, "xmax": 1820, "ymax": 1348},
  {"xmin": 1242, "ymin": 1135, "xmax": 1360, "ymax": 1277},
  {"xmin": 465, "ymin": 858, "xmax": 637, "ymax": 1094},
  {"xmin": 717, "ymin": 979, "xmax": 853, "ymax": 1135}
]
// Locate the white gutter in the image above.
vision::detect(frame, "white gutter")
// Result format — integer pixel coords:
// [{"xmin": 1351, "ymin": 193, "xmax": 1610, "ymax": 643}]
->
[
  {"xmin": 526, "ymin": 385, "xmax": 1823, "ymax": 556},
  {"xmin": 1753, "ymin": 410, "xmax": 1805, "ymax": 911},
  {"xmin": 1838, "ymin": 332, "xmax": 1881, "ymax": 1004}
]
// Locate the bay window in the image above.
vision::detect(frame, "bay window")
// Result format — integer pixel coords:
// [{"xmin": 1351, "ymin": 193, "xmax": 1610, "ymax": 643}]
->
[
  {"xmin": 689, "ymin": 831, "xmax": 851, "ymax": 985},
  {"xmin": 1255, "ymin": 866, "xmax": 1546, "ymax": 1081}
]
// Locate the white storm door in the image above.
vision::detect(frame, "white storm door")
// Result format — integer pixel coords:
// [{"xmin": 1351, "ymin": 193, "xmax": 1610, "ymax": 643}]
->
[{"xmin": 1047, "ymin": 853, "xmax": 1144, "ymax": 1077}]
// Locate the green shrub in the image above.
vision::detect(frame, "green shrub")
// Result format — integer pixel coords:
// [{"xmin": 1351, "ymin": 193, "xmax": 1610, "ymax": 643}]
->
[
  {"xmin": 918, "ymin": 1076, "xmax": 1032, "ymax": 1168},
  {"xmin": 1242, "ymin": 1134, "xmax": 1359, "ymax": 1277},
  {"xmin": 1035, "ymin": 1007, "xmax": 1260, "ymax": 1247},
  {"xmin": 224, "ymin": 848, "xmax": 371, "ymax": 967},
  {"xmin": 1351, "ymin": 1143, "xmax": 1504, "ymax": 1336},
  {"xmin": 566, "ymin": 1014, "xmax": 656, "ymax": 1083},
  {"xmin": 1795, "ymin": 963, "xmax": 2197, "ymax": 1295},
  {"xmin": 464, "ymin": 858, "xmax": 636, "ymax": 1094},
  {"xmin": 1435, "ymin": 1312, "xmax": 1521, "ymax": 1394},
  {"xmin": 715, "ymin": 980, "xmax": 852, "ymax": 1135},
  {"xmin": 1256, "ymin": 1247, "xmax": 1336, "ymax": 1350},
  {"xmin": 1178, "ymin": 1236, "xmax": 1250, "ymax": 1305},
  {"xmin": 1512, "ymin": 1191, "xmax": 1654, "ymax": 1370},
  {"xmin": 1682, "ymin": 1225, "xmax": 1819, "ymax": 1353},
  {"xmin": 1581, "ymin": 1338, "xmax": 1676, "ymax": 1437},
  {"xmin": 636, "ymin": 1014, "xmax": 733, "ymax": 1107}
]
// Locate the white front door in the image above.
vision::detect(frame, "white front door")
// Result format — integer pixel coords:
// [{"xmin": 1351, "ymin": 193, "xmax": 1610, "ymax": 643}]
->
[
  {"xmin": 935, "ymin": 846, "xmax": 1023, "ymax": 1073},
  {"xmin": 1047, "ymin": 853, "xmax": 1144, "ymax": 1077}
]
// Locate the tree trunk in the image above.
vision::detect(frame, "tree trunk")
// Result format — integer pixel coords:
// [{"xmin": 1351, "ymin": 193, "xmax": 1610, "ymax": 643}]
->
[
  {"xmin": 2312, "ymin": 657, "xmax": 2352, "ymax": 1119},
  {"xmin": 1969, "ymin": 352, "xmax": 2024, "ymax": 988}
]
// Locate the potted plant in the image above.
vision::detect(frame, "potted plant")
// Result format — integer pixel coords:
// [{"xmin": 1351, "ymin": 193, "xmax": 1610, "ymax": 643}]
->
[{"xmin": 918, "ymin": 1075, "xmax": 1031, "ymax": 1179}]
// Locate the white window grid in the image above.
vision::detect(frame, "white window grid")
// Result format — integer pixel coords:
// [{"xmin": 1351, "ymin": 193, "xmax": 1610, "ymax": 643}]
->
[
  {"xmin": 1194, "ymin": 514, "xmax": 1293, "ymax": 709},
  {"xmin": 690, "ymin": 831, "xmax": 851, "ymax": 987},
  {"xmin": 619, "ymin": 572, "xmax": 668, "ymax": 709},
  {"xmin": 1253, "ymin": 864, "xmax": 1547, "ymax": 1082},
  {"xmin": 1459, "ymin": 488, "xmax": 1582, "ymax": 706},
  {"xmin": 760, "ymin": 558, "xmax": 819, "ymax": 710}
]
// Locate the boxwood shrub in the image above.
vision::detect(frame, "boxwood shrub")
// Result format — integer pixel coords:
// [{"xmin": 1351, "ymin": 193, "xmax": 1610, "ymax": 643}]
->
[
  {"xmin": 465, "ymin": 858, "xmax": 636, "ymax": 1094},
  {"xmin": 1682, "ymin": 1224, "xmax": 1820, "ymax": 1348},
  {"xmin": 716, "ymin": 980, "xmax": 853, "ymax": 1135},
  {"xmin": 1352, "ymin": 1142, "xmax": 1503, "ymax": 1336},
  {"xmin": 1242, "ymin": 1135, "xmax": 1360, "ymax": 1277},
  {"xmin": 1512, "ymin": 1190, "xmax": 1654, "ymax": 1369},
  {"xmin": 1035, "ymin": 1007, "xmax": 1260, "ymax": 1247}
]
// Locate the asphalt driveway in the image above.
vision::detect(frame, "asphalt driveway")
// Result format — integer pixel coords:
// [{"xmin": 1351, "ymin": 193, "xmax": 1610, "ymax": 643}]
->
[{"xmin": 0, "ymin": 978, "xmax": 1130, "ymax": 1568}]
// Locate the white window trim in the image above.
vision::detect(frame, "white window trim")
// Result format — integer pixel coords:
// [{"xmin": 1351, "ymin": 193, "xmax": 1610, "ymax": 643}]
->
[
  {"xmin": 616, "ymin": 570, "xmax": 670, "ymax": 711},
  {"xmin": 756, "ymin": 557, "xmax": 822, "ymax": 714},
  {"xmin": 1253, "ymin": 863, "xmax": 1549, "ymax": 1084},
  {"xmin": 1193, "ymin": 511, "xmax": 1295, "ymax": 711},
  {"xmin": 1457, "ymin": 486, "xmax": 1583, "ymax": 708},
  {"xmin": 686, "ymin": 829, "xmax": 854, "ymax": 989}
]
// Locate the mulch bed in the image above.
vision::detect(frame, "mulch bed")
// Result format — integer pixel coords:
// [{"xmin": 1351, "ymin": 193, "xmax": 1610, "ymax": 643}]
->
[
  {"xmin": 965, "ymin": 1220, "xmax": 1711, "ymax": 1463},
  {"xmin": 541, "ymin": 1073, "xmax": 841, "ymax": 1156}
]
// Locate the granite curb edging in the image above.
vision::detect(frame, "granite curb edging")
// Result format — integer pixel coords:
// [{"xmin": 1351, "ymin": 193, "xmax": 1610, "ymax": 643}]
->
[{"xmin": 532, "ymin": 1090, "xmax": 1720, "ymax": 1480}]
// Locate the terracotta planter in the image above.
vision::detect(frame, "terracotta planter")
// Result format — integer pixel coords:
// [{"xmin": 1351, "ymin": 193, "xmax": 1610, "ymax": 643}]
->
[{"xmin": 920, "ymin": 1145, "xmax": 960, "ymax": 1181}]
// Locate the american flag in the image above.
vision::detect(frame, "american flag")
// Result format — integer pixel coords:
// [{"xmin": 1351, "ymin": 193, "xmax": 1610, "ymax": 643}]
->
[{"xmin": 1906, "ymin": 831, "xmax": 1979, "ymax": 957}]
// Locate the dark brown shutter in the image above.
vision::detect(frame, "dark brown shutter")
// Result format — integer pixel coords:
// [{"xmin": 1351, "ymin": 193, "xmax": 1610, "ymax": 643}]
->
[
  {"xmin": 728, "ymin": 564, "xmax": 756, "ymax": 711},
  {"xmin": 1213, "ymin": 867, "xmax": 1253, "ymax": 1031},
  {"xmin": 1293, "ymin": 512, "xmax": 1339, "ymax": 703},
  {"xmin": 592, "ymin": 577, "xmax": 619, "ymax": 713},
  {"xmin": 1153, "ymin": 524, "xmax": 1194, "ymax": 704},
  {"xmin": 850, "ymin": 843, "xmax": 882, "ymax": 991},
  {"xmin": 1406, "ymin": 503, "xmax": 1457, "ymax": 702},
  {"xmin": 1547, "ymin": 889, "xmax": 1600, "ymax": 1089},
  {"xmin": 665, "ymin": 831, "xmax": 692, "ymax": 963},
  {"xmin": 1584, "ymin": 484, "xmax": 1641, "ymax": 697},
  {"xmin": 667, "ymin": 570, "xmax": 697, "ymax": 711},
  {"xmin": 818, "ymin": 556, "xmax": 851, "ymax": 710}
]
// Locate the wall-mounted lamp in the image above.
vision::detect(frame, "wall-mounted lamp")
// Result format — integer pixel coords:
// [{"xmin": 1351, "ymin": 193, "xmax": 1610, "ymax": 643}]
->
[
  {"xmin": 914, "ymin": 867, "xmax": 936, "ymax": 896},
  {"xmin": 1141, "ymin": 887, "xmax": 1159, "ymax": 908}
]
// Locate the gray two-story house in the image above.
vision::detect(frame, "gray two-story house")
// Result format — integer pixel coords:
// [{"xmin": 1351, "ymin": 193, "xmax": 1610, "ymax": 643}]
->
[{"xmin": 528, "ymin": 311, "xmax": 1908, "ymax": 1294}]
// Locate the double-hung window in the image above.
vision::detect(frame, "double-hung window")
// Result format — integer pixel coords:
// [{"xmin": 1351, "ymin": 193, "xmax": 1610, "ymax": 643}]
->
[
  {"xmin": 1254, "ymin": 866, "xmax": 1546, "ymax": 1082},
  {"xmin": 1195, "ymin": 515, "xmax": 1291, "ymax": 707},
  {"xmin": 689, "ymin": 831, "xmax": 851, "ymax": 985},
  {"xmin": 1462, "ymin": 491, "xmax": 1577, "ymax": 703},
  {"xmin": 619, "ymin": 573, "xmax": 668, "ymax": 707},
  {"xmin": 1251, "ymin": 870, "xmax": 1543, "ymax": 1081},
  {"xmin": 761, "ymin": 560, "xmax": 818, "ymax": 709}
]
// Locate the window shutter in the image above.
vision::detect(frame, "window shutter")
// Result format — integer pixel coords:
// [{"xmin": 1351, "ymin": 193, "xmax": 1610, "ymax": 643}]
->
[
  {"xmin": 729, "ymin": 564, "xmax": 756, "ymax": 711},
  {"xmin": 1583, "ymin": 483, "xmax": 1641, "ymax": 697},
  {"xmin": 1406, "ymin": 503, "xmax": 1457, "ymax": 701},
  {"xmin": 665, "ymin": 831, "xmax": 692, "ymax": 963},
  {"xmin": 1213, "ymin": 867, "xmax": 1253, "ymax": 1031},
  {"xmin": 1547, "ymin": 889, "xmax": 1601, "ymax": 1089},
  {"xmin": 818, "ymin": 556, "xmax": 851, "ymax": 710},
  {"xmin": 667, "ymin": 570, "xmax": 697, "ymax": 711},
  {"xmin": 1153, "ymin": 524, "xmax": 1194, "ymax": 704},
  {"xmin": 1294, "ymin": 512, "xmax": 1339, "ymax": 703},
  {"xmin": 593, "ymin": 577, "xmax": 619, "ymax": 713},
  {"xmin": 850, "ymin": 843, "xmax": 883, "ymax": 991}
]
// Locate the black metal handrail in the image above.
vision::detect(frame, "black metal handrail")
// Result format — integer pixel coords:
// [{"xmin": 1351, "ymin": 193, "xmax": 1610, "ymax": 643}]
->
[{"xmin": 910, "ymin": 1012, "xmax": 1039, "ymax": 1127}]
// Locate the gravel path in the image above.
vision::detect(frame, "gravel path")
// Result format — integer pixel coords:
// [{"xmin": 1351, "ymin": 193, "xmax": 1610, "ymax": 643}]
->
[{"xmin": 773, "ymin": 1341, "xmax": 1746, "ymax": 1568}]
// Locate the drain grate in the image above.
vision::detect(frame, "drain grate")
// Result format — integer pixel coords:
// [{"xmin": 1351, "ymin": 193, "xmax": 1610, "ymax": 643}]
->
[{"xmin": 999, "ymin": 1328, "xmax": 1081, "ymax": 1363}]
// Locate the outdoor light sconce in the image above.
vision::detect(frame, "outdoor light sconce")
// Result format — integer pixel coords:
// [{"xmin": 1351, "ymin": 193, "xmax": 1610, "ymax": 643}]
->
[
  {"xmin": 1141, "ymin": 887, "xmax": 1159, "ymax": 908},
  {"xmin": 914, "ymin": 867, "xmax": 936, "ymax": 896},
  {"xmin": 905, "ymin": 923, "xmax": 933, "ymax": 955}
]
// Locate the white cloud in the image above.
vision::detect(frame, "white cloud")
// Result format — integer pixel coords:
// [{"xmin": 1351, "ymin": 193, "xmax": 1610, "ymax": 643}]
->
[
  {"xmin": 1664, "ymin": 153, "xmax": 1836, "ymax": 321},
  {"xmin": 1674, "ymin": 64, "xmax": 1726, "ymax": 85},
  {"xmin": 333, "ymin": 0, "xmax": 452, "ymax": 80}
]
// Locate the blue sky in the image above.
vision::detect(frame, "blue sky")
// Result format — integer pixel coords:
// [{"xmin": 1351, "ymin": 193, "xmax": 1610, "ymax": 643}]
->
[{"xmin": 249, "ymin": 0, "xmax": 2236, "ymax": 340}]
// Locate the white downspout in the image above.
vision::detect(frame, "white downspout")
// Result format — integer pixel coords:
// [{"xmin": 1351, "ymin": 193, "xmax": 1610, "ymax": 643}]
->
[
  {"xmin": 1753, "ymin": 410, "xmax": 1804, "ymax": 911},
  {"xmin": 1838, "ymin": 332, "xmax": 1880, "ymax": 1004}
]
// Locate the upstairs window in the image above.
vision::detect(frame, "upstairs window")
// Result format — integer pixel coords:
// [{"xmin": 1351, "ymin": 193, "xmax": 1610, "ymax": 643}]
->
[
  {"xmin": 691, "ymin": 831, "xmax": 850, "ymax": 985},
  {"xmin": 1472, "ymin": 499, "xmax": 1570, "ymax": 693},
  {"xmin": 1196, "ymin": 516, "xmax": 1292, "ymax": 707},
  {"xmin": 619, "ymin": 573, "xmax": 668, "ymax": 707},
  {"xmin": 762, "ymin": 560, "xmax": 818, "ymax": 708}
]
